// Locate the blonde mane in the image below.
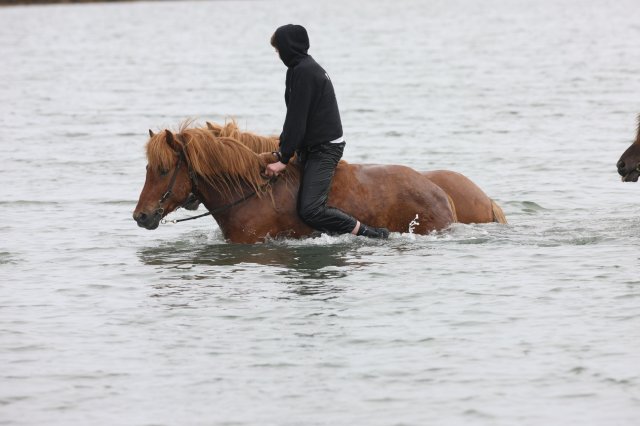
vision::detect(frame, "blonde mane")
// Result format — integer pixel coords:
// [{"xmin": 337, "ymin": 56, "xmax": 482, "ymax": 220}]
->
[
  {"xmin": 205, "ymin": 120, "xmax": 279, "ymax": 153},
  {"xmin": 147, "ymin": 127, "xmax": 271, "ymax": 197}
]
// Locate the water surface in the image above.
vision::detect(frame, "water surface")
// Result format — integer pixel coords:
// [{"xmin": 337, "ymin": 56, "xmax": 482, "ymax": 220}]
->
[{"xmin": 1, "ymin": 0, "xmax": 639, "ymax": 425}]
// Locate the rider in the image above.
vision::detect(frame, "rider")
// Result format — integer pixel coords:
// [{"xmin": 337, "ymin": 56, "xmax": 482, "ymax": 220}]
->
[{"xmin": 265, "ymin": 24, "xmax": 389, "ymax": 239}]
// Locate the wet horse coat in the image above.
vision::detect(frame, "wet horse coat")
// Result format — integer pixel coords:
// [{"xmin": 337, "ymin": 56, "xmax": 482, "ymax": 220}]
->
[
  {"xmin": 207, "ymin": 121, "xmax": 506, "ymax": 225},
  {"xmin": 133, "ymin": 123, "xmax": 506, "ymax": 243}
]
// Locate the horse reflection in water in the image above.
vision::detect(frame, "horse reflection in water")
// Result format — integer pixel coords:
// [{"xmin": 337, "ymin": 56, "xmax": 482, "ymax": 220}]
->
[
  {"xmin": 617, "ymin": 115, "xmax": 640, "ymax": 182},
  {"xmin": 138, "ymin": 240, "xmax": 365, "ymax": 296},
  {"xmin": 133, "ymin": 121, "xmax": 506, "ymax": 243}
]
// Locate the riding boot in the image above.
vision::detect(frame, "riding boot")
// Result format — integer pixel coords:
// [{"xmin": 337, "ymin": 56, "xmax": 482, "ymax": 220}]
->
[{"xmin": 357, "ymin": 223, "xmax": 390, "ymax": 239}]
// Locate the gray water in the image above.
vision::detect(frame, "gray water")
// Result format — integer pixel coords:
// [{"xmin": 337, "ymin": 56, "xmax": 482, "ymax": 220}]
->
[{"xmin": 1, "ymin": 0, "xmax": 639, "ymax": 425}]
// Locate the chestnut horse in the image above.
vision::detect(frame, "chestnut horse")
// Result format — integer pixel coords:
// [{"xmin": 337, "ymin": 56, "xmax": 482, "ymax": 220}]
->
[
  {"xmin": 205, "ymin": 121, "xmax": 506, "ymax": 225},
  {"xmin": 617, "ymin": 115, "xmax": 640, "ymax": 182},
  {"xmin": 133, "ymin": 123, "xmax": 506, "ymax": 243}
]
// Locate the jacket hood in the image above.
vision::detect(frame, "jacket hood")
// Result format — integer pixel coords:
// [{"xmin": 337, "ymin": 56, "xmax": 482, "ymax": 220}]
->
[{"xmin": 274, "ymin": 24, "xmax": 309, "ymax": 67}]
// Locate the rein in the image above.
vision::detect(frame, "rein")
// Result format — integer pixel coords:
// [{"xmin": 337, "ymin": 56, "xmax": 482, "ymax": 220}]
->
[{"xmin": 162, "ymin": 189, "xmax": 261, "ymax": 225}]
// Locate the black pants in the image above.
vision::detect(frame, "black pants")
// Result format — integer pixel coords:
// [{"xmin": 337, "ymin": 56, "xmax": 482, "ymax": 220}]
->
[{"xmin": 297, "ymin": 142, "xmax": 358, "ymax": 234}]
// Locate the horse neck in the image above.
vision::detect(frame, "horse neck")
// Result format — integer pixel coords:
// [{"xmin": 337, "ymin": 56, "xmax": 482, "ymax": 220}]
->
[{"xmin": 195, "ymin": 176, "xmax": 266, "ymax": 221}]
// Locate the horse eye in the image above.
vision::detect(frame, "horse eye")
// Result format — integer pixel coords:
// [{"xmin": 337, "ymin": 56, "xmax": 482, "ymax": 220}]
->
[{"xmin": 159, "ymin": 168, "xmax": 169, "ymax": 176}]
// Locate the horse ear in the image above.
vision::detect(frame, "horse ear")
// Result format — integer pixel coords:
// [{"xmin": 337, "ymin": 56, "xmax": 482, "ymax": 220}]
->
[
  {"xmin": 164, "ymin": 129, "xmax": 181, "ymax": 152},
  {"xmin": 149, "ymin": 129, "xmax": 155, "ymax": 137},
  {"xmin": 206, "ymin": 121, "xmax": 215, "ymax": 131}
]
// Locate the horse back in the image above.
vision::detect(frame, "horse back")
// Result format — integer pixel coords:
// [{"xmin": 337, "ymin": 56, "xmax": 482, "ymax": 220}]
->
[{"xmin": 328, "ymin": 162, "xmax": 455, "ymax": 233}]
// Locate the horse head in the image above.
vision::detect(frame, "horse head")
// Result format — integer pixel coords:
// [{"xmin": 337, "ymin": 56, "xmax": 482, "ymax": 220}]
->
[
  {"xmin": 133, "ymin": 129, "xmax": 194, "ymax": 229},
  {"xmin": 617, "ymin": 116, "xmax": 640, "ymax": 182},
  {"xmin": 617, "ymin": 141, "xmax": 640, "ymax": 182}
]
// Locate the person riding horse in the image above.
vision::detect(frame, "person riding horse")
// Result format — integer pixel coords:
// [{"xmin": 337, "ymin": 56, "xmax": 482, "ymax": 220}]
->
[{"xmin": 264, "ymin": 24, "xmax": 389, "ymax": 239}]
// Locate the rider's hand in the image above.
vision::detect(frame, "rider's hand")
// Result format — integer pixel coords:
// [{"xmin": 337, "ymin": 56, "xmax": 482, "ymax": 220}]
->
[{"xmin": 265, "ymin": 161, "xmax": 287, "ymax": 177}]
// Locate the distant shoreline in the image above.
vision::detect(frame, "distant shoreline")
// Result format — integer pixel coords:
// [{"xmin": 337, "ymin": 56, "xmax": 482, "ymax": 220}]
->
[{"xmin": 0, "ymin": 0, "xmax": 139, "ymax": 5}]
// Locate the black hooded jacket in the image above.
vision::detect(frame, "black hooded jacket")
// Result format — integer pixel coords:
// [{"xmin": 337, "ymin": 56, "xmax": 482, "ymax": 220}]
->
[{"xmin": 273, "ymin": 24, "xmax": 343, "ymax": 164}]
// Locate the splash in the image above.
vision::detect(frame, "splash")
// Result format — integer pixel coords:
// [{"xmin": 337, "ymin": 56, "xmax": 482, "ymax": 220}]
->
[{"xmin": 408, "ymin": 214, "xmax": 420, "ymax": 235}]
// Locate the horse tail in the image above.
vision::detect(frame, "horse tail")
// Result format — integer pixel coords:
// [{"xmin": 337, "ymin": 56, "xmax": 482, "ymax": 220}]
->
[
  {"xmin": 446, "ymin": 194, "xmax": 459, "ymax": 223},
  {"xmin": 491, "ymin": 199, "xmax": 507, "ymax": 224}
]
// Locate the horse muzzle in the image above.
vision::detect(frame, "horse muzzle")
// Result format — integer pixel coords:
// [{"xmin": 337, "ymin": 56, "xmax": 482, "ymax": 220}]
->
[
  {"xmin": 133, "ymin": 210, "xmax": 162, "ymax": 230},
  {"xmin": 617, "ymin": 160, "xmax": 640, "ymax": 182}
]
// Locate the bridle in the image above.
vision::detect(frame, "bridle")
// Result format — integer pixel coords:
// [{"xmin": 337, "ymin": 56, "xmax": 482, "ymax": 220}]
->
[
  {"xmin": 154, "ymin": 153, "xmax": 185, "ymax": 218},
  {"xmin": 154, "ymin": 145, "xmax": 276, "ymax": 225}
]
